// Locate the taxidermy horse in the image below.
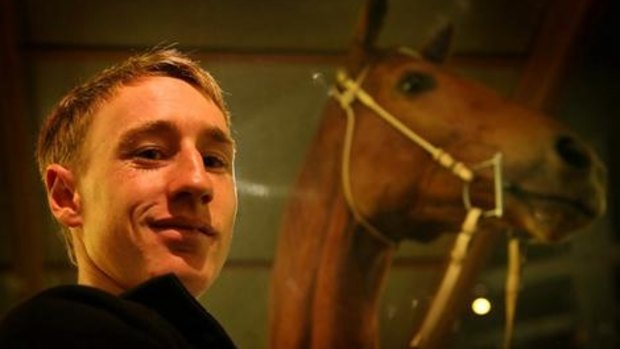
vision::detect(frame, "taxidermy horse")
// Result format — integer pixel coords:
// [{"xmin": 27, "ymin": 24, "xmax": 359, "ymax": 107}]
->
[{"xmin": 269, "ymin": 1, "xmax": 606, "ymax": 348}]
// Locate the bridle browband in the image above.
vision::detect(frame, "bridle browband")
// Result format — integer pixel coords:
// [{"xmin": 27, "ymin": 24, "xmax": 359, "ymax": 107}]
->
[{"xmin": 328, "ymin": 51, "xmax": 520, "ymax": 349}]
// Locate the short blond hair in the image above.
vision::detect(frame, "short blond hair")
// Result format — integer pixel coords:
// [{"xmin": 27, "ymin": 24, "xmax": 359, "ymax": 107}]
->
[{"xmin": 37, "ymin": 48, "xmax": 229, "ymax": 179}]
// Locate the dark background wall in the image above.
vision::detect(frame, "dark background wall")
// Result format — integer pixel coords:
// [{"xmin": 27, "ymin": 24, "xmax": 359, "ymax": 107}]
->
[{"xmin": 1, "ymin": 1, "xmax": 617, "ymax": 348}]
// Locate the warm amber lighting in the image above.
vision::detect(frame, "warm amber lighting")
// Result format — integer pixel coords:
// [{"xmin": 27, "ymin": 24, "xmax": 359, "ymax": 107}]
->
[{"xmin": 471, "ymin": 297, "xmax": 491, "ymax": 315}]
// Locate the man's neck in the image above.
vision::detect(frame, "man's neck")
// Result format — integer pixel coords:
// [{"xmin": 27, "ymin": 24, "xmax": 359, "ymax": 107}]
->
[
  {"xmin": 77, "ymin": 266, "xmax": 126, "ymax": 295},
  {"xmin": 72, "ymin": 233, "xmax": 127, "ymax": 294}
]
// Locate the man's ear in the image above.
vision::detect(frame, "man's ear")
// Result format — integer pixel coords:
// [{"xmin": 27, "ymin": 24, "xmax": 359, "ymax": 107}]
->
[{"xmin": 45, "ymin": 164, "xmax": 82, "ymax": 228}]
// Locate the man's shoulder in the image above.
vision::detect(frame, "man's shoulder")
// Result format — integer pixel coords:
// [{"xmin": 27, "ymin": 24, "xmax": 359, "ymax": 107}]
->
[
  {"xmin": 5, "ymin": 283, "xmax": 136, "ymax": 317},
  {"xmin": 0, "ymin": 284, "xmax": 117, "ymax": 328},
  {"xmin": 0, "ymin": 284, "xmax": 188, "ymax": 348}
]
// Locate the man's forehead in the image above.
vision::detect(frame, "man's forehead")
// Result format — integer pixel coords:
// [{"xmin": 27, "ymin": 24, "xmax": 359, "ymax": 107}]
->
[
  {"xmin": 98, "ymin": 77, "xmax": 225, "ymax": 124},
  {"xmin": 85, "ymin": 77, "xmax": 232, "ymax": 149}
]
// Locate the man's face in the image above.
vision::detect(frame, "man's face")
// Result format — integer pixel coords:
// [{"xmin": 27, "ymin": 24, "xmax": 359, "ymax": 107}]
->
[{"xmin": 74, "ymin": 76, "xmax": 237, "ymax": 296}]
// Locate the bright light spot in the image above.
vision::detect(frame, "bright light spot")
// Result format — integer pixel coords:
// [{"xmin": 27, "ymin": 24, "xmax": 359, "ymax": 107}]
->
[
  {"xmin": 471, "ymin": 297, "xmax": 491, "ymax": 315},
  {"xmin": 237, "ymin": 179, "xmax": 271, "ymax": 197}
]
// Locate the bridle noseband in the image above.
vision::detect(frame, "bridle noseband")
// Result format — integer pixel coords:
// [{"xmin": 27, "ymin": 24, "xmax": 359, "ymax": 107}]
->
[{"xmin": 328, "ymin": 54, "xmax": 519, "ymax": 349}]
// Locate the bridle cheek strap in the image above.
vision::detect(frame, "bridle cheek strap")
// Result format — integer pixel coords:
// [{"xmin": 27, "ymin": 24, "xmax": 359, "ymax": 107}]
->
[
  {"xmin": 330, "ymin": 67, "xmax": 519, "ymax": 349},
  {"xmin": 331, "ymin": 68, "xmax": 398, "ymax": 248}
]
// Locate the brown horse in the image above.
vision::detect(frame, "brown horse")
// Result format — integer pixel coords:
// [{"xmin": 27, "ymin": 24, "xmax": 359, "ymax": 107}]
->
[{"xmin": 268, "ymin": 2, "xmax": 607, "ymax": 348}]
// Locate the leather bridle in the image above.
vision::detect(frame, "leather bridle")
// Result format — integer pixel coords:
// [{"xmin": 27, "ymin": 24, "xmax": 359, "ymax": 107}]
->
[{"xmin": 329, "ymin": 52, "xmax": 520, "ymax": 349}]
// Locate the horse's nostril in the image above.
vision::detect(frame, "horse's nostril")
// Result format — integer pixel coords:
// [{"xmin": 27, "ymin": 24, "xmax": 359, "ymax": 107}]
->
[{"xmin": 555, "ymin": 136, "xmax": 591, "ymax": 170}]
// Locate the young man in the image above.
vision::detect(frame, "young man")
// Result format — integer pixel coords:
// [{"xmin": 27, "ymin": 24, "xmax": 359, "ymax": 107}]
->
[{"xmin": 0, "ymin": 49, "xmax": 238, "ymax": 348}]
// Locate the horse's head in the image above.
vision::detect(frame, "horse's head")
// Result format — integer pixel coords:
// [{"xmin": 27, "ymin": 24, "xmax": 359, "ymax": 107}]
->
[{"xmin": 340, "ymin": 2, "xmax": 606, "ymax": 244}]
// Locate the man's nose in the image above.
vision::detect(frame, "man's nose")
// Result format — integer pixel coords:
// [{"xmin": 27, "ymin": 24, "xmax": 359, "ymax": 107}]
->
[{"xmin": 169, "ymin": 149, "xmax": 213, "ymax": 205}]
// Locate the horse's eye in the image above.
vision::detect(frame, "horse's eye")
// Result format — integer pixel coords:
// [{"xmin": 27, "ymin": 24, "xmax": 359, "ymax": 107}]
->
[{"xmin": 397, "ymin": 71, "xmax": 435, "ymax": 95}]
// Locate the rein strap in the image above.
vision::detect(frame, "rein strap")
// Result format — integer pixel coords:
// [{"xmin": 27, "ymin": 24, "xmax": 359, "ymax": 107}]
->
[{"xmin": 410, "ymin": 207, "xmax": 483, "ymax": 348}]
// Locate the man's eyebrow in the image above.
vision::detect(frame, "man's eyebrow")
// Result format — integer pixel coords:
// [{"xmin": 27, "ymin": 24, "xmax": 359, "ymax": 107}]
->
[
  {"xmin": 202, "ymin": 127, "xmax": 236, "ymax": 149},
  {"xmin": 116, "ymin": 119, "xmax": 235, "ymax": 150},
  {"xmin": 117, "ymin": 120, "xmax": 178, "ymax": 149}
]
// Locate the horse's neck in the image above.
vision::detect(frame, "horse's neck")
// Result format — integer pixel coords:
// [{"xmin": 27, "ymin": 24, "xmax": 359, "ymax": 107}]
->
[
  {"xmin": 311, "ymin": 219, "xmax": 394, "ymax": 349},
  {"xmin": 270, "ymin": 102, "xmax": 394, "ymax": 349}
]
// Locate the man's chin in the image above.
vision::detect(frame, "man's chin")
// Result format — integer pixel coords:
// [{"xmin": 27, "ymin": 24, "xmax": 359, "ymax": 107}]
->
[
  {"xmin": 147, "ymin": 258, "xmax": 212, "ymax": 296},
  {"xmin": 174, "ymin": 274, "xmax": 209, "ymax": 296}
]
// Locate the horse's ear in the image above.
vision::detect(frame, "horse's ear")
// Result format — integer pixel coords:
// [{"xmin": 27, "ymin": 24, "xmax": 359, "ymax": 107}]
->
[
  {"xmin": 347, "ymin": 0, "xmax": 387, "ymax": 75},
  {"xmin": 420, "ymin": 23, "xmax": 455, "ymax": 63}
]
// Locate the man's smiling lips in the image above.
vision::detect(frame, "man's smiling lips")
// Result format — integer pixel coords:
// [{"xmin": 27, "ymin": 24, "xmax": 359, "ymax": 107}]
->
[{"xmin": 148, "ymin": 217, "xmax": 217, "ymax": 237}]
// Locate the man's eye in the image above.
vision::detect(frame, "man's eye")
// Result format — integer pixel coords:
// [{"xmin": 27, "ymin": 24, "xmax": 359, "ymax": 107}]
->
[
  {"xmin": 203, "ymin": 155, "xmax": 227, "ymax": 169},
  {"xmin": 135, "ymin": 148, "xmax": 165, "ymax": 160}
]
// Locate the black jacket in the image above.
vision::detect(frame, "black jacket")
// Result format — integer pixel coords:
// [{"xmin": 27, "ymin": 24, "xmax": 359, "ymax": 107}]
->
[{"xmin": 0, "ymin": 274, "xmax": 237, "ymax": 348}]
